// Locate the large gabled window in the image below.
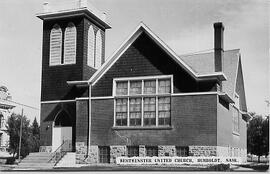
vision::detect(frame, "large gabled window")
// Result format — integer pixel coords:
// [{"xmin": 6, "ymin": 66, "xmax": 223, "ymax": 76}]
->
[
  {"xmin": 49, "ymin": 24, "xmax": 62, "ymax": 66},
  {"xmin": 114, "ymin": 75, "xmax": 173, "ymax": 127}
]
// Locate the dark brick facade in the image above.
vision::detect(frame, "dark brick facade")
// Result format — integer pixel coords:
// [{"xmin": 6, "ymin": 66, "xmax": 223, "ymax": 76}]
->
[
  {"xmin": 91, "ymin": 33, "xmax": 217, "ymax": 97},
  {"xmin": 90, "ymin": 95, "xmax": 217, "ymax": 146},
  {"xmin": 40, "ymin": 11, "xmax": 107, "ymax": 149},
  {"xmin": 40, "ymin": 102, "xmax": 76, "ymax": 147},
  {"xmin": 41, "ymin": 15, "xmax": 106, "ymax": 101},
  {"xmin": 39, "ymin": 9, "xmax": 248, "ymax": 158},
  {"xmin": 76, "ymin": 100, "xmax": 89, "ymax": 144}
]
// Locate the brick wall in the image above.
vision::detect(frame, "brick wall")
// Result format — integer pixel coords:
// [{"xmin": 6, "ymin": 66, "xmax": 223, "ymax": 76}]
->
[
  {"xmin": 76, "ymin": 100, "xmax": 89, "ymax": 144},
  {"xmin": 40, "ymin": 102, "xmax": 76, "ymax": 147},
  {"xmin": 90, "ymin": 94, "xmax": 217, "ymax": 146},
  {"xmin": 41, "ymin": 17, "xmax": 85, "ymax": 101},
  {"xmin": 217, "ymin": 97, "xmax": 247, "ymax": 149},
  {"xmin": 91, "ymin": 33, "xmax": 216, "ymax": 97},
  {"xmin": 41, "ymin": 15, "xmax": 107, "ymax": 101}
]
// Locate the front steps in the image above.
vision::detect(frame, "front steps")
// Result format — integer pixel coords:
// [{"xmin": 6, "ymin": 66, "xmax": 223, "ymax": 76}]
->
[
  {"xmin": 15, "ymin": 152, "xmax": 55, "ymax": 170},
  {"xmin": 55, "ymin": 152, "xmax": 76, "ymax": 167}
]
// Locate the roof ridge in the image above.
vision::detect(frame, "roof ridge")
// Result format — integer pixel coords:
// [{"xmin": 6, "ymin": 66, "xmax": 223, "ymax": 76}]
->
[{"xmin": 178, "ymin": 48, "xmax": 240, "ymax": 57}]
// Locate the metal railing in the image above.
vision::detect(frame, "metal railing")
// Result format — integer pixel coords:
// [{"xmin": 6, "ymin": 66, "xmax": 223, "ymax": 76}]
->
[{"xmin": 48, "ymin": 140, "xmax": 72, "ymax": 165}]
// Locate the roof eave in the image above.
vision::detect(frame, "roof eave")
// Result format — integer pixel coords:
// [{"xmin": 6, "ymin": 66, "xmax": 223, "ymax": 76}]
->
[
  {"xmin": 67, "ymin": 80, "xmax": 89, "ymax": 87},
  {"xmin": 218, "ymin": 92, "xmax": 235, "ymax": 103},
  {"xmin": 240, "ymin": 111, "xmax": 252, "ymax": 122},
  {"xmin": 197, "ymin": 72, "xmax": 227, "ymax": 81},
  {"xmin": 36, "ymin": 8, "xmax": 111, "ymax": 29}
]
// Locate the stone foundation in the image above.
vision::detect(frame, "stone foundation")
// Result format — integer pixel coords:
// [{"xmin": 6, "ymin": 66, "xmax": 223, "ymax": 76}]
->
[
  {"xmin": 189, "ymin": 146, "xmax": 217, "ymax": 156},
  {"xmin": 75, "ymin": 142, "xmax": 88, "ymax": 164},
  {"xmin": 158, "ymin": 145, "xmax": 176, "ymax": 157},
  {"xmin": 73, "ymin": 144, "xmax": 247, "ymax": 164},
  {"xmin": 110, "ymin": 145, "xmax": 126, "ymax": 163},
  {"xmin": 39, "ymin": 146, "xmax": 52, "ymax": 153},
  {"xmin": 139, "ymin": 145, "xmax": 146, "ymax": 157},
  {"xmin": 85, "ymin": 146, "xmax": 99, "ymax": 163}
]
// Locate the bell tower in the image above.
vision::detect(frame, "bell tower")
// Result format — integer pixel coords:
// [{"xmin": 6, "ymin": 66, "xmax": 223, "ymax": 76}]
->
[
  {"xmin": 37, "ymin": 1, "xmax": 111, "ymax": 150},
  {"xmin": 37, "ymin": 0, "xmax": 111, "ymax": 101}
]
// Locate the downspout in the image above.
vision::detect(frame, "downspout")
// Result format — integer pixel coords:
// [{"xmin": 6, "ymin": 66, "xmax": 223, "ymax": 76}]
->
[{"xmin": 88, "ymin": 82, "xmax": 92, "ymax": 155}]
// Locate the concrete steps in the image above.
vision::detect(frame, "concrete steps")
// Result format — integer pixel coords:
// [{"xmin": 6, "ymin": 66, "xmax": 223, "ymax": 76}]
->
[
  {"xmin": 55, "ymin": 152, "xmax": 76, "ymax": 167},
  {"xmin": 14, "ymin": 152, "xmax": 55, "ymax": 170}
]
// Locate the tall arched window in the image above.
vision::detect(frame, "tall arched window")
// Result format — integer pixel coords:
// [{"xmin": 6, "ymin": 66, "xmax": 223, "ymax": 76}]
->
[
  {"xmin": 95, "ymin": 30, "xmax": 102, "ymax": 69},
  {"xmin": 88, "ymin": 25, "xmax": 95, "ymax": 67},
  {"xmin": 50, "ymin": 24, "xmax": 62, "ymax": 66},
  {"xmin": 64, "ymin": 22, "xmax": 76, "ymax": 64}
]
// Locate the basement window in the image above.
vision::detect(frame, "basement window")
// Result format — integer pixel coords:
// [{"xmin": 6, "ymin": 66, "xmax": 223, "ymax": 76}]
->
[
  {"xmin": 99, "ymin": 146, "xmax": 110, "ymax": 163},
  {"xmin": 127, "ymin": 146, "xmax": 139, "ymax": 157},
  {"xmin": 146, "ymin": 146, "xmax": 158, "ymax": 157},
  {"xmin": 176, "ymin": 146, "xmax": 189, "ymax": 157}
]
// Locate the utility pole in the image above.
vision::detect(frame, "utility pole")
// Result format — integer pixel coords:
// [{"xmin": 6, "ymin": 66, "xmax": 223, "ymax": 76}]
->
[{"xmin": 18, "ymin": 108, "xmax": 23, "ymax": 161}]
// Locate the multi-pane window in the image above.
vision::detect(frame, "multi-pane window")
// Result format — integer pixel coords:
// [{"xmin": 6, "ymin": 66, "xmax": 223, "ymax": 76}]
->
[
  {"xmin": 144, "ymin": 97, "xmax": 156, "ymax": 126},
  {"xmin": 158, "ymin": 97, "xmax": 171, "ymax": 125},
  {"xmin": 114, "ymin": 76, "xmax": 172, "ymax": 127},
  {"xmin": 144, "ymin": 80, "xmax": 156, "ymax": 94},
  {"xmin": 64, "ymin": 22, "xmax": 76, "ymax": 64},
  {"xmin": 99, "ymin": 146, "xmax": 110, "ymax": 163},
  {"xmin": 115, "ymin": 99, "xmax": 128, "ymax": 126},
  {"xmin": 127, "ymin": 146, "xmax": 139, "ymax": 157},
  {"xmin": 233, "ymin": 107, "xmax": 240, "ymax": 133},
  {"xmin": 158, "ymin": 79, "xmax": 171, "ymax": 93},
  {"xmin": 146, "ymin": 146, "xmax": 158, "ymax": 157},
  {"xmin": 233, "ymin": 93, "xmax": 240, "ymax": 133},
  {"xmin": 130, "ymin": 81, "xmax": 142, "ymax": 95},
  {"xmin": 50, "ymin": 24, "xmax": 62, "ymax": 65},
  {"xmin": 176, "ymin": 146, "xmax": 189, "ymax": 157},
  {"xmin": 116, "ymin": 82, "xmax": 128, "ymax": 96},
  {"xmin": 129, "ymin": 98, "xmax": 141, "ymax": 126}
]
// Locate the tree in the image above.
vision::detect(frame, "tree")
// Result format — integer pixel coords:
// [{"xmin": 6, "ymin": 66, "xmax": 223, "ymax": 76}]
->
[
  {"xmin": 29, "ymin": 117, "xmax": 40, "ymax": 152},
  {"xmin": 247, "ymin": 114, "xmax": 269, "ymax": 162},
  {"xmin": 5, "ymin": 113, "xmax": 31, "ymax": 158},
  {"xmin": 262, "ymin": 116, "xmax": 269, "ymax": 157}
]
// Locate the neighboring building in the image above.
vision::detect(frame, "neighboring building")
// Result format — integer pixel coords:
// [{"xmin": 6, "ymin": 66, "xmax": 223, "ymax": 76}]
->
[
  {"xmin": 37, "ymin": 1, "xmax": 251, "ymax": 164},
  {"xmin": 0, "ymin": 86, "xmax": 15, "ymax": 157}
]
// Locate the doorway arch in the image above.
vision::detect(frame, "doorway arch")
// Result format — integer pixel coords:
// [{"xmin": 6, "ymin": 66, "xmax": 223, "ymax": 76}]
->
[{"xmin": 52, "ymin": 110, "xmax": 73, "ymax": 152}]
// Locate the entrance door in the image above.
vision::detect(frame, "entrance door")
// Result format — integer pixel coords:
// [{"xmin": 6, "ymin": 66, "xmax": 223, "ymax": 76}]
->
[
  {"xmin": 52, "ymin": 111, "xmax": 73, "ymax": 152},
  {"xmin": 52, "ymin": 126, "xmax": 72, "ymax": 151}
]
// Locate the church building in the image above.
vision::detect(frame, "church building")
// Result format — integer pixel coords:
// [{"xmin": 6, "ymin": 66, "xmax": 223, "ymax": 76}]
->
[{"xmin": 37, "ymin": 1, "xmax": 251, "ymax": 164}]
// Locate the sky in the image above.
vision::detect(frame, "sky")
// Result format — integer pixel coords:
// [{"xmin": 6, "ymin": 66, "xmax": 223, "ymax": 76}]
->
[{"xmin": 0, "ymin": 0, "xmax": 269, "ymax": 122}]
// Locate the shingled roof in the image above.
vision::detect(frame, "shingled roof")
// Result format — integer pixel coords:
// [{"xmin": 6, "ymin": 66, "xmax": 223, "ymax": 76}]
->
[{"xmin": 179, "ymin": 49, "xmax": 240, "ymax": 99}]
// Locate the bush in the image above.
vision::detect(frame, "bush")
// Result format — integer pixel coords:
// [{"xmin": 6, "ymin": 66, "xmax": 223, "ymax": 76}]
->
[
  {"xmin": 208, "ymin": 164, "xmax": 230, "ymax": 171},
  {"xmin": 5, "ymin": 157, "xmax": 16, "ymax": 165}
]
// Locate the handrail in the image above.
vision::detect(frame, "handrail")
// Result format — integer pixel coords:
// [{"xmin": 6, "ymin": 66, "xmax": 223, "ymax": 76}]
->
[
  {"xmin": 48, "ymin": 141, "xmax": 65, "ymax": 162},
  {"xmin": 48, "ymin": 140, "xmax": 72, "ymax": 163}
]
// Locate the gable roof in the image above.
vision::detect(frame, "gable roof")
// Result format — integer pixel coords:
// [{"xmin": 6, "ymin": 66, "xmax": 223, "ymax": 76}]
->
[
  {"xmin": 180, "ymin": 49, "xmax": 240, "ymax": 99},
  {"xmin": 88, "ymin": 22, "xmax": 227, "ymax": 86}
]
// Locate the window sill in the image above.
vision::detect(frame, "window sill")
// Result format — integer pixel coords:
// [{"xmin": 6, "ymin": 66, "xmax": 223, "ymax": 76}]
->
[
  {"xmin": 112, "ymin": 126, "xmax": 173, "ymax": 130},
  {"xmin": 232, "ymin": 131, "xmax": 240, "ymax": 136}
]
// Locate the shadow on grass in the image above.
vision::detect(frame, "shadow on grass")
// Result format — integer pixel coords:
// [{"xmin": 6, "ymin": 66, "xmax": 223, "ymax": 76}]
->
[{"xmin": 238, "ymin": 163, "xmax": 269, "ymax": 172}]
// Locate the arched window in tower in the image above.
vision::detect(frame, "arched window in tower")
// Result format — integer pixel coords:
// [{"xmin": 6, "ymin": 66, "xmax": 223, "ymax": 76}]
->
[
  {"xmin": 88, "ymin": 25, "xmax": 95, "ymax": 67},
  {"xmin": 49, "ymin": 24, "xmax": 62, "ymax": 66},
  {"xmin": 95, "ymin": 30, "xmax": 102, "ymax": 69},
  {"xmin": 64, "ymin": 22, "xmax": 76, "ymax": 64}
]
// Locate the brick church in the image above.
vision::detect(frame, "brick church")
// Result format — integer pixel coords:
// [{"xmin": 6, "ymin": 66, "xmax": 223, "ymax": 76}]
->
[{"xmin": 37, "ymin": 1, "xmax": 251, "ymax": 164}]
